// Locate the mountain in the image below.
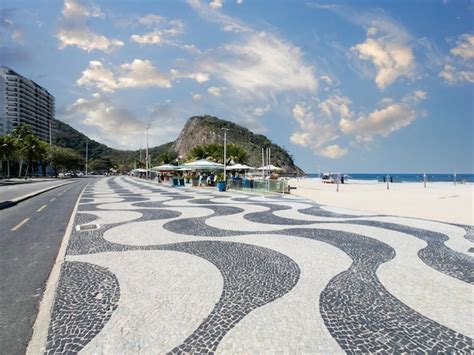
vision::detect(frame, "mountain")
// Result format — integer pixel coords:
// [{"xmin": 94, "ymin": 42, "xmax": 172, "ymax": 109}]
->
[
  {"xmin": 53, "ymin": 115, "xmax": 304, "ymax": 174},
  {"xmin": 172, "ymin": 116, "xmax": 303, "ymax": 174}
]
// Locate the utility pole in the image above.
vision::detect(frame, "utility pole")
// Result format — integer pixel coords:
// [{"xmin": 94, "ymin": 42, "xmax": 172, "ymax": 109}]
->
[
  {"xmin": 222, "ymin": 128, "xmax": 229, "ymax": 185},
  {"xmin": 49, "ymin": 119, "xmax": 52, "ymax": 147},
  {"xmin": 146, "ymin": 122, "xmax": 151, "ymax": 179},
  {"xmin": 261, "ymin": 148, "xmax": 265, "ymax": 179},
  {"xmin": 85, "ymin": 139, "xmax": 88, "ymax": 175}
]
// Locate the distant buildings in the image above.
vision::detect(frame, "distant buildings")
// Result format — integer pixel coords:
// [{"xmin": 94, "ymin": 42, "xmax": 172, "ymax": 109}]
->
[{"xmin": 0, "ymin": 66, "xmax": 55, "ymax": 142}]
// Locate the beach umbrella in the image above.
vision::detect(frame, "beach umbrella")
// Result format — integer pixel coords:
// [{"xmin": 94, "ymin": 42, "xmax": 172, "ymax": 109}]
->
[
  {"xmin": 226, "ymin": 164, "xmax": 255, "ymax": 170},
  {"xmin": 256, "ymin": 164, "xmax": 283, "ymax": 171},
  {"xmin": 151, "ymin": 164, "xmax": 179, "ymax": 171},
  {"xmin": 182, "ymin": 159, "xmax": 224, "ymax": 170}
]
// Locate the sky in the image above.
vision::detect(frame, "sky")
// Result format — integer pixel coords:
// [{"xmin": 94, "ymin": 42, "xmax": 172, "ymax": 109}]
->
[{"xmin": 1, "ymin": 0, "xmax": 473, "ymax": 173}]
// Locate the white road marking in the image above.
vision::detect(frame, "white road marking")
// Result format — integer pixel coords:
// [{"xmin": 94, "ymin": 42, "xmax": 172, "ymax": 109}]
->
[
  {"xmin": 11, "ymin": 218, "xmax": 30, "ymax": 231},
  {"xmin": 36, "ymin": 204, "xmax": 48, "ymax": 212}
]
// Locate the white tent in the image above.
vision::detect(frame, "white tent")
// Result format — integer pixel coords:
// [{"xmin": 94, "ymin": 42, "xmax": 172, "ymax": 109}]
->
[
  {"xmin": 131, "ymin": 168, "xmax": 147, "ymax": 173},
  {"xmin": 226, "ymin": 164, "xmax": 255, "ymax": 170},
  {"xmin": 151, "ymin": 164, "xmax": 179, "ymax": 171},
  {"xmin": 256, "ymin": 164, "xmax": 283, "ymax": 171},
  {"xmin": 182, "ymin": 159, "xmax": 224, "ymax": 170}
]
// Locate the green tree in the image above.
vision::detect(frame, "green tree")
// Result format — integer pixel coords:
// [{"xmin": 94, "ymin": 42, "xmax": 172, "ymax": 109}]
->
[
  {"xmin": 158, "ymin": 150, "xmax": 178, "ymax": 164},
  {"xmin": 89, "ymin": 157, "xmax": 112, "ymax": 173},
  {"xmin": 47, "ymin": 145, "xmax": 85, "ymax": 177},
  {"xmin": 187, "ymin": 143, "xmax": 247, "ymax": 164}
]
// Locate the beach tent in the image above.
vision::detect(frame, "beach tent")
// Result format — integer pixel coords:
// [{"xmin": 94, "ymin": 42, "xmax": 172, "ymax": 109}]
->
[
  {"xmin": 151, "ymin": 164, "xmax": 179, "ymax": 171},
  {"xmin": 182, "ymin": 159, "xmax": 224, "ymax": 170},
  {"xmin": 226, "ymin": 164, "xmax": 255, "ymax": 170},
  {"xmin": 131, "ymin": 168, "xmax": 148, "ymax": 173},
  {"xmin": 256, "ymin": 164, "xmax": 283, "ymax": 171}
]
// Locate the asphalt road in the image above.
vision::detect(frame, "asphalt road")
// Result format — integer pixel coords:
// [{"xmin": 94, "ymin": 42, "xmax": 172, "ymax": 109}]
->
[
  {"xmin": 0, "ymin": 178, "xmax": 95, "ymax": 354},
  {"xmin": 0, "ymin": 179, "xmax": 75, "ymax": 203}
]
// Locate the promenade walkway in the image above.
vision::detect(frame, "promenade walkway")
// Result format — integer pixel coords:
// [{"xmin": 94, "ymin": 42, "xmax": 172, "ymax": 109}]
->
[{"xmin": 32, "ymin": 176, "xmax": 473, "ymax": 354}]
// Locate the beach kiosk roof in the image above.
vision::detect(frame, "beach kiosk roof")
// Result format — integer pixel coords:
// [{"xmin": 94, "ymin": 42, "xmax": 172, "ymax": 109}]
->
[
  {"xmin": 257, "ymin": 164, "xmax": 283, "ymax": 171},
  {"xmin": 131, "ymin": 168, "xmax": 147, "ymax": 173},
  {"xmin": 183, "ymin": 159, "xmax": 224, "ymax": 170},
  {"xmin": 151, "ymin": 164, "xmax": 179, "ymax": 171},
  {"xmin": 226, "ymin": 164, "xmax": 255, "ymax": 170}
]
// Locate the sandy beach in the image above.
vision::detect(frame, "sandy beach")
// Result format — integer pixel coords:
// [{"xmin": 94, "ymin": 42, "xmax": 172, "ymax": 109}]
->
[{"xmin": 289, "ymin": 179, "xmax": 474, "ymax": 226}]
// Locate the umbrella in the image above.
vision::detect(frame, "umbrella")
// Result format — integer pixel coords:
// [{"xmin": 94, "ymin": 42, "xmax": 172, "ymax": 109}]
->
[
  {"xmin": 151, "ymin": 164, "xmax": 179, "ymax": 171},
  {"xmin": 183, "ymin": 159, "xmax": 224, "ymax": 170},
  {"xmin": 226, "ymin": 164, "xmax": 255, "ymax": 170},
  {"xmin": 256, "ymin": 164, "xmax": 283, "ymax": 171},
  {"xmin": 131, "ymin": 168, "xmax": 148, "ymax": 173}
]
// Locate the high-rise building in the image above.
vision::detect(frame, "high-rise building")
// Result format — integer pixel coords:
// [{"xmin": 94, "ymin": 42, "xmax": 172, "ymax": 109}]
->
[{"xmin": 0, "ymin": 66, "xmax": 55, "ymax": 142}]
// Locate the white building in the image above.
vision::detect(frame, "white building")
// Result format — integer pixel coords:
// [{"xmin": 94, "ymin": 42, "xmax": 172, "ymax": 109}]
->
[{"xmin": 0, "ymin": 66, "xmax": 55, "ymax": 142}]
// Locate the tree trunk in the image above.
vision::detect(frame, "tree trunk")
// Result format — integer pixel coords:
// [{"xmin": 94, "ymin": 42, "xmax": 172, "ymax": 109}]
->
[
  {"xmin": 7, "ymin": 160, "xmax": 10, "ymax": 178},
  {"xmin": 18, "ymin": 160, "xmax": 23, "ymax": 178},
  {"xmin": 24, "ymin": 161, "xmax": 29, "ymax": 179}
]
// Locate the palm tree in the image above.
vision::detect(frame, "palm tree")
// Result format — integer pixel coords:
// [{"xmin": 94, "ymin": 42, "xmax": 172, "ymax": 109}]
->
[
  {"xmin": 226, "ymin": 144, "xmax": 248, "ymax": 164},
  {"xmin": 188, "ymin": 145, "xmax": 207, "ymax": 161},
  {"xmin": 0, "ymin": 134, "xmax": 16, "ymax": 178}
]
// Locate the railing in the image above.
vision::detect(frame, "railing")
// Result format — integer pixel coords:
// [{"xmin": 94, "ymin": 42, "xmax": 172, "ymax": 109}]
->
[{"xmin": 227, "ymin": 179, "xmax": 289, "ymax": 194}]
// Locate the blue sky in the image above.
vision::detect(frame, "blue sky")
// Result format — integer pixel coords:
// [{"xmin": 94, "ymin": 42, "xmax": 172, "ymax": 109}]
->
[{"xmin": 1, "ymin": 0, "xmax": 473, "ymax": 173}]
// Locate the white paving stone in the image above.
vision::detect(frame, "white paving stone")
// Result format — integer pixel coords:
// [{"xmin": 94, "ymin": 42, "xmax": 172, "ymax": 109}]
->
[{"xmin": 68, "ymin": 251, "xmax": 223, "ymax": 355}]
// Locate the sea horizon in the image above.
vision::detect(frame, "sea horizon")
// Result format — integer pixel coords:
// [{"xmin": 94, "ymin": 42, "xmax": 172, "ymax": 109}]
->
[{"xmin": 305, "ymin": 173, "xmax": 474, "ymax": 183}]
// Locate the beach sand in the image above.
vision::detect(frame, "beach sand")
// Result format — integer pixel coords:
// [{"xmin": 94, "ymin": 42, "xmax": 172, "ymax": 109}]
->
[{"xmin": 288, "ymin": 179, "xmax": 474, "ymax": 226}]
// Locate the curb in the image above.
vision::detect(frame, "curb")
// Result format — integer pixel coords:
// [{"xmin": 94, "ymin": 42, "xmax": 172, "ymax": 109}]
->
[
  {"xmin": 0, "ymin": 181, "xmax": 74, "ymax": 210},
  {"xmin": 26, "ymin": 182, "xmax": 89, "ymax": 354}
]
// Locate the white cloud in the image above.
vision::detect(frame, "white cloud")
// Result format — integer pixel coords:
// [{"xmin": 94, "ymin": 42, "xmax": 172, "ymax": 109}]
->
[
  {"xmin": 207, "ymin": 86, "xmax": 223, "ymax": 96},
  {"xmin": 118, "ymin": 59, "xmax": 172, "ymax": 89},
  {"xmin": 187, "ymin": 0, "xmax": 251, "ymax": 33},
  {"xmin": 192, "ymin": 93, "xmax": 203, "ymax": 101},
  {"xmin": 253, "ymin": 104, "xmax": 271, "ymax": 116},
  {"xmin": 63, "ymin": 94, "xmax": 185, "ymax": 149},
  {"xmin": 319, "ymin": 95, "xmax": 352, "ymax": 119},
  {"xmin": 320, "ymin": 75, "xmax": 334, "ymax": 86},
  {"xmin": 318, "ymin": 144, "xmax": 348, "ymax": 159},
  {"xmin": 450, "ymin": 34, "xmax": 474, "ymax": 60},
  {"xmin": 352, "ymin": 37, "xmax": 415, "ymax": 90},
  {"xmin": 439, "ymin": 64, "xmax": 474, "ymax": 84},
  {"xmin": 237, "ymin": 0, "xmax": 243, "ymax": 4},
  {"xmin": 366, "ymin": 26, "xmax": 377, "ymax": 37},
  {"xmin": 439, "ymin": 34, "xmax": 474, "ymax": 85},
  {"xmin": 171, "ymin": 70, "xmax": 210, "ymax": 83},
  {"xmin": 201, "ymin": 32, "xmax": 317, "ymax": 96},
  {"xmin": 290, "ymin": 102, "xmax": 340, "ymax": 153},
  {"xmin": 130, "ymin": 15, "xmax": 185, "ymax": 46},
  {"xmin": 209, "ymin": 0, "xmax": 223, "ymax": 9},
  {"xmin": 57, "ymin": 0, "xmax": 123, "ymax": 52},
  {"xmin": 57, "ymin": 28, "xmax": 124, "ymax": 52},
  {"xmin": 77, "ymin": 59, "xmax": 172, "ymax": 92},
  {"xmin": 76, "ymin": 61, "xmax": 118, "ymax": 92},
  {"xmin": 339, "ymin": 91, "xmax": 427, "ymax": 141}
]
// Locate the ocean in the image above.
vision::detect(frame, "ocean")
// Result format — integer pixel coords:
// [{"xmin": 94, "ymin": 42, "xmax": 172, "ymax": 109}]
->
[{"xmin": 305, "ymin": 173, "xmax": 474, "ymax": 183}]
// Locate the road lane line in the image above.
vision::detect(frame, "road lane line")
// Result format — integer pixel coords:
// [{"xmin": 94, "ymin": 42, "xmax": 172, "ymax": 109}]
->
[
  {"xmin": 11, "ymin": 218, "xmax": 30, "ymax": 231},
  {"xmin": 36, "ymin": 205, "xmax": 48, "ymax": 212},
  {"xmin": 50, "ymin": 198, "xmax": 56, "ymax": 202}
]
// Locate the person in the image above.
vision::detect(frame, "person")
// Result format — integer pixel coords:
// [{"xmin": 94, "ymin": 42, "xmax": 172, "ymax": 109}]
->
[
  {"xmin": 198, "ymin": 173, "xmax": 202, "ymax": 187},
  {"xmin": 341, "ymin": 175, "xmax": 345, "ymax": 184}
]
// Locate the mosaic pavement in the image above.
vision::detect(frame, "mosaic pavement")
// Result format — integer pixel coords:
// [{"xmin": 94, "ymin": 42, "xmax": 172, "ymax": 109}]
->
[{"xmin": 43, "ymin": 176, "xmax": 474, "ymax": 354}]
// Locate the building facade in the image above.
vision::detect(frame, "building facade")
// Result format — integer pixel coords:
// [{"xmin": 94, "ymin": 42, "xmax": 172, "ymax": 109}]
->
[{"xmin": 0, "ymin": 66, "xmax": 55, "ymax": 142}]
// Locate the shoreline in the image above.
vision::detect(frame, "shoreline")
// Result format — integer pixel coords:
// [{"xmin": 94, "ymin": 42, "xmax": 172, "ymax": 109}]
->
[{"xmin": 288, "ymin": 179, "xmax": 474, "ymax": 226}]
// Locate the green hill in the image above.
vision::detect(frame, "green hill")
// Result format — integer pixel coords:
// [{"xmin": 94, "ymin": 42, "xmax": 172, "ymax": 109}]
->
[{"xmin": 53, "ymin": 115, "xmax": 303, "ymax": 174}]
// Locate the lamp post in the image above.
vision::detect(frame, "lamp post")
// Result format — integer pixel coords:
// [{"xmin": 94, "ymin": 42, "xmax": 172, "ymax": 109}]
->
[
  {"xmin": 146, "ymin": 122, "xmax": 151, "ymax": 179},
  {"xmin": 222, "ymin": 128, "xmax": 229, "ymax": 185},
  {"xmin": 85, "ymin": 139, "xmax": 88, "ymax": 176}
]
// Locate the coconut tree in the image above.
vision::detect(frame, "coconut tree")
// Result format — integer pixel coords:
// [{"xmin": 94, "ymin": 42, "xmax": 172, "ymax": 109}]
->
[{"xmin": 0, "ymin": 134, "xmax": 16, "ymax": 178}]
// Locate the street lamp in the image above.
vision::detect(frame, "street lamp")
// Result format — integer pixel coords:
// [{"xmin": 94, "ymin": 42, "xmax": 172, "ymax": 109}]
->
[
  {"xmin": 222, "ymin": 128, "xmax": 229, "ymax": 185},
  {"xmin": 146, "ymin": 122, "xmax": 151, "ymax": 179}
]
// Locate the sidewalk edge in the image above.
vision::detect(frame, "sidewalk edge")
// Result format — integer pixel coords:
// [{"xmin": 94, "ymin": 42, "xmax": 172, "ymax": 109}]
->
[
  {"xmin": 0, "ymin": 181, "xmax": 75, "ymax": 210},
  {"xmin": 26, "ymin": 182, "xmax": 89, "ymax": 354}
]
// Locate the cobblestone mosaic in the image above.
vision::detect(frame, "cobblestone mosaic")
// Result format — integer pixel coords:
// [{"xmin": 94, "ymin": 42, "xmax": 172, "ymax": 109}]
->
[
  {"xmin": 43, "ymin": 176, "xmax": 474, "ymax": 354},
  {"xmin": 45, "ymin": 262, "xmax": 120, "ymax": 354}
]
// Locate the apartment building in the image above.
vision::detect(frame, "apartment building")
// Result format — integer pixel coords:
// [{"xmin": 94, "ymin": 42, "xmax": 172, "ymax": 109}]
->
[{"xmin": 0, "ymin": 66, "xmax": 55, "ymax": 142}]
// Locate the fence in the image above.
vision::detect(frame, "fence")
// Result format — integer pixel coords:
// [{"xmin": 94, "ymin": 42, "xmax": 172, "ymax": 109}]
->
[{"xmin": 227, "ymin": 179, "xmax": 289, "ymax": 194}]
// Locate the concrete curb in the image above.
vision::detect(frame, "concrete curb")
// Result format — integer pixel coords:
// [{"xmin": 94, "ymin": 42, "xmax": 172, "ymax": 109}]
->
[
  {"xmin": 0, "ymin": 181, "xmax": 74, "ymax": 210},
  {"xmin": 26, "ymin": 182, "xmax": 89, "ymax": 354}
]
